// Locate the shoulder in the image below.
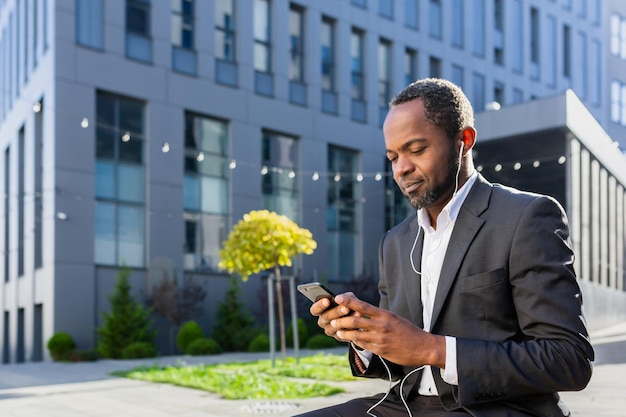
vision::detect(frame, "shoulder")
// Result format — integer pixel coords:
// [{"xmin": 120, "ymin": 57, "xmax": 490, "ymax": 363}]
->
[{"xmin": 475, "ymin": 175, "xmax": 564, "ymax": 213}]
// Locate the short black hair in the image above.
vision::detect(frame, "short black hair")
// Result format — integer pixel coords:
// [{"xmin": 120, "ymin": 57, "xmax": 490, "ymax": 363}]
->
[{"xmin": 389, "ymin": 78, "xmax": 474, "ymax": 140}]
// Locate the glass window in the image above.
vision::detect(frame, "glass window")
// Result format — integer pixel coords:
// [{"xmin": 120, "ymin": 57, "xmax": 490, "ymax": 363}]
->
[
  {"xmin": 451, "ymin": 64, "xmax": 463, "ymax": 89},
  {"xmin": 384, "ymin": 158, "xmax": 410, "ymax": 230},
  {"xmin": 126, "ymin": 0, "xmax": 152, "ymax": 62},
  {"xmin": 76, "ymin": 0, "xmax": 103, "ymax": 49},
  {"xmin": 452, "ymin": 0, "xmax": 463, "ymax": 48},
  {"xmin": 262, "ymin": 131, "xmax": 299, "ymax": 222},
  {"xmin": 321, "ymin": 17, "xmax": 336, "ymax": 92},
  {"xmin": 127, "ymin": 0, "xmax": 150, "ymax": 36},
  {"xmin": 215, "ymin": 0, "xmax": 236, "ymax": 61},
  {"xmin": 472, "ymin": 0, "xmax": 485, "ymax": 57},
  {"xmin": 254, "ymin": 0, "xmax": 271, "ymax": 73},
  {"xmin": 563, "ymin": 24, "xmax": 571, "ymax": 77},
  {"xmin": 289, "ymin": 5, "xmax": 304, "ymax": 82},
  {"xmin": 472, "ymin": 73, "xmax": 485, "ymax": 112},
  {"xmin": 404, "ymin": 48, "xmax": 417, "ymax": 87},
  {"xmin": 172, "ymin": 0, "xmax": 194, "ymax": 49},
  {"xmin": 379, "ymin": 0, "xmax": 393, "ymax": 19},
  {"xmin": 404, "ymin": 0, "xmax": 418, "ymax": 28},
  {"xmin": 184, "ymin": 113, "xmax": 230, "ymax": 272},
  {"xmin": 327, "ymin": 146, "xmax": 360, "ymax": 282},
  {"xmin": 95, "ymin": 92, "xmax": 145, "ymax": 267},
  {"xmin": 429, "ymin": 0, "xmax": 441, "ymax": 39},
  {"xmin": 611, "ymin": 14, "xmax": 620, "ymax": 57},
  {"xmin": 379, "ymin": 39, "xmax": 392, "ymax": 108},
  {"xmin": 530, "ymin": 8, "xmax": 539, "ymax": 64},
  {"xmin": 429, "ymin": 56, "xmax": 441, "ymax": 78},
  {"xmin": 350, "ymin": 28, "xmax": 365, "ymax": 100},
  {"xmin": 511, "ymin": 0, "xmax": 523, "ymax": 72}
]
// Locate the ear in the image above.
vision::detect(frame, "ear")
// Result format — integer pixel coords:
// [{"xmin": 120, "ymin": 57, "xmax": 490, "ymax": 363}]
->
[{"xmin": 459, "ymin": 127, "xmax": 477, "ymax": 156}]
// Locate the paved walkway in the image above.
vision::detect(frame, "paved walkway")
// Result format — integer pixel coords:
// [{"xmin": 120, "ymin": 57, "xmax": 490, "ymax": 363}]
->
[{"xmin": 0, "ymin": 321, "xmax": 625, "ymax": 417}]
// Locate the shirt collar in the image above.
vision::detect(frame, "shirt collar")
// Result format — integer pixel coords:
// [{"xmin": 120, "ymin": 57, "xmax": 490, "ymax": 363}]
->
[{"xmin": 418, "ymin": 170, "xmax": 478, "ymax": 231}]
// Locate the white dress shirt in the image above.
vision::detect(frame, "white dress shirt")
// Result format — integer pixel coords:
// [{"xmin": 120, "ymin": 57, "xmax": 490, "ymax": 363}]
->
[{"xmin": 417, "ymin": 171, "xmax": 477, "ymax": 395}]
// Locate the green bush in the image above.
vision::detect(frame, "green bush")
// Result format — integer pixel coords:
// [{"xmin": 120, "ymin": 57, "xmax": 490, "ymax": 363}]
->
[
  {"xmin": 122, "ymin": 341, "xmax": 158, "ymax": 359},
  {"xmin": 186, "ymin": 338, "xmax": 222, "ymax": 355},
  {"xmin": 305, "ymin": 334, "xmax": 340, "ymax": 349},
  {"xmin": 176, "ymin": 320, "xmax": 205, "ymax": 353},
  {"xmin": 97, "ymin": 267, "xmax": 155, "ymax": 359},
  {"xmin": 286, "ymin": 318, "xmax": 308, "ymax": 347},
  {"xmin": 248, "ymin": 333, "xmax": 271, "ymax": 352},
  {"xmin": 213, "ymin": 276, "xmax": 255, "ymax": 351},
  {"xmin": 47, "ymin": 332, "xmax": 76, "ymax": 361}
]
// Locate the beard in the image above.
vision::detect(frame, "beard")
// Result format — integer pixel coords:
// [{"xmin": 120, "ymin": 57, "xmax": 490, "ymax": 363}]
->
[{"xmin": 403, "ymin": 145, "xmax": 459, "ymax": 210}]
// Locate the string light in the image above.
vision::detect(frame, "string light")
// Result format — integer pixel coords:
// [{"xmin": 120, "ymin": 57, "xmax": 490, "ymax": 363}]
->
[{"xmin": 0, "ymin": 90, "xmax": 584, "ymax": 187}]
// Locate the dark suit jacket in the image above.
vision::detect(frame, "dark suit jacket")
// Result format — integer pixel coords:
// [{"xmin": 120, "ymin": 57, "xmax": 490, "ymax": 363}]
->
[{"xmin": 350, "ymin": 174, "xmax": 594, "ymax": 417}]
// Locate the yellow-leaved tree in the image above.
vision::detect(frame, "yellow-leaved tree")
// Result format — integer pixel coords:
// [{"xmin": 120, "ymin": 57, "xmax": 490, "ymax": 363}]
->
[{"xmin": 218, "ymin": 210, "xmax": 317, "ymax": 360}]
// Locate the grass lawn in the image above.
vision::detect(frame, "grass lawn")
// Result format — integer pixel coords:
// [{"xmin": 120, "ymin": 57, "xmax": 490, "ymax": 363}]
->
[{"xmin": 112, "ymin": 353, "xmax": 356, "ymax": 400}]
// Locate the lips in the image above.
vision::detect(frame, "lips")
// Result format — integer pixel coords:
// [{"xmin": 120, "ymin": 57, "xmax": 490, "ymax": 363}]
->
[{"xmin": 402, "ymin": 180, "xmax": 423, "ymax": 194}]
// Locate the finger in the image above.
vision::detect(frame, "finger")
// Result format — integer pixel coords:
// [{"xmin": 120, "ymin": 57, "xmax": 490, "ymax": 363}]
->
[
  {"xmin": 310, "ymin": 298, "xmax": 332, "ymax": 316},
  {"xmin": 335, "ymin": 294, "xmax": 378, "ymax": 317}
]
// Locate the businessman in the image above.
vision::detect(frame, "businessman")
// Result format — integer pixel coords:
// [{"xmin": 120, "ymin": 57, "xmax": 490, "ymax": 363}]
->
[{"xmin": 298, "ymin": 78, "xmax": 594, "ymax": 416}]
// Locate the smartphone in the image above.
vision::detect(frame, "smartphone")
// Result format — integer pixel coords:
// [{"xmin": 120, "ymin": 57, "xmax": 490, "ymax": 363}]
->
[{"xmin": 297, "ymin": 282, "xmax": 338, "ymax": 306}]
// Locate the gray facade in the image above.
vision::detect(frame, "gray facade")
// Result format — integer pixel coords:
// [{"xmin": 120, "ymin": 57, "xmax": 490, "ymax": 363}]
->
[{"xmin": 0, "ymin": 0, "xmax": 624, "ymax": 362}]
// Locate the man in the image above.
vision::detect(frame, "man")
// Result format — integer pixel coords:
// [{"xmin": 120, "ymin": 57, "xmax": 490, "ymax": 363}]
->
[{"xmin": 298, "ymin": 78, "xmax": 593, "ymax": 416}]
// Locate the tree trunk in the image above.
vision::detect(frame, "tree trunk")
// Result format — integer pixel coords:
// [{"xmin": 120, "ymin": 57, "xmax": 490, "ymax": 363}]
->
[{"xmin": 274, "ymin": 265, "xmax": 287, "ymax": 361}]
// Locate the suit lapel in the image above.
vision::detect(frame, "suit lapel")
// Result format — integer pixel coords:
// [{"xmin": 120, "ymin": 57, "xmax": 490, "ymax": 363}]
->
[
  {"xmin": 430, "ymin": 176, "xmax": 491, "ymax": 329},
  {"xmin": 403, "ymin": 220, "xmax": 424, "ymax": 327}
]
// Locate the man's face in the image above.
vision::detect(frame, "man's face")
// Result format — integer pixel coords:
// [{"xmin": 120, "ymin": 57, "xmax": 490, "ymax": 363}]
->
[{"xmin": 383, "ymin": 99, "xmax": 458, "ymax": 212}]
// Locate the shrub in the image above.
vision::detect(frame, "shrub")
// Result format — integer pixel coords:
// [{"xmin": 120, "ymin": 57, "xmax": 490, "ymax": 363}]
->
[
  {"xmin": 176, "ymin": 320, "xmax": 205, "ymax": 353},
  {"xmin": 248, "ymin": 333, "xmax": 271, "ymax": 352},
  {"xmin": 186, "ymin": 338, "xmax": 222, "ymax": 355},
  {"xmin": 122, "ymin": 341, "xmax": 158, "ymax": 359},
  {"xmin": 286, "ymin": 318, "xmax": 308, "ymax": 347},
  {"xmin": 97, "ymin": 267, "xmax": 155, "ymax": 359},
  {"xmin": 47, "ymin": 332, "xmax": 76, "ymax": 361},
  {"xmin": 305, "ymin": 334, "xmax": 341, "ymax": 349},
  {"xmin": 212, "ymin": 276, "xmax": 255, "ymax": 351}
]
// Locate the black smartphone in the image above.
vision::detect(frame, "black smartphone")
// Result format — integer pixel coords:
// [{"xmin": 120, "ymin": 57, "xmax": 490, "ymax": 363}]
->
[{"xmin": 297, "ymin": 282, "xmax": 337, "ymax": 306}]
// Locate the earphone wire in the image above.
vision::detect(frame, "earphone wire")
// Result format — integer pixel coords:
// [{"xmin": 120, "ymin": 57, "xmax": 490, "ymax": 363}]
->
[
  {"xmin": 371, "ymin": 141, "xmax": 464, "ymax": 417},
  {"xmin": 366, "ymin": 356, "xmax": 425, "ymax": 417}
]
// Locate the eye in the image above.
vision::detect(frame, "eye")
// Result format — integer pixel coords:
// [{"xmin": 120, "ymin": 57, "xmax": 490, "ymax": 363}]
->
[{"xmin": 410, "ymin": 147, "xmax": 425, "ymax": 155}]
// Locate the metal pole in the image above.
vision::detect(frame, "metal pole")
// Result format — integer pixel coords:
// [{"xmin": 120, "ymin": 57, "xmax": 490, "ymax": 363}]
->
[
  {"xmin": 268, "ymin": 274, "xmax": 276, "ymax": 367},
  {"xmin": 288, "ymin": 276, "xmax": 299, "ymax": 363}
]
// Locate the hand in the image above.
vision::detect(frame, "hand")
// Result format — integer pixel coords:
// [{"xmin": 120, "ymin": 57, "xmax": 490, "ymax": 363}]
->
[
  {"xmin": 310, "ymin": 292, "xmax": 356, "ymax": 340},
  {"xmin": 330, "ymin": 294, "xmax": 447, "ymax": 368}
]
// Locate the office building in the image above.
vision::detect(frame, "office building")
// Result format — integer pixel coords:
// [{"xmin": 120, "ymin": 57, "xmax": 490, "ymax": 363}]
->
[{"xmin": 0, "ymin": 0, "xmax": 624, "ymax": 361}]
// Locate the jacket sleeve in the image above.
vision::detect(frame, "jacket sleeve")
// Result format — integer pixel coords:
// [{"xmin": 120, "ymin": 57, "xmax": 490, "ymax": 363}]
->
[{"xmin": 454, "ymin": 196, "xmax": 594, "ymax": 406}]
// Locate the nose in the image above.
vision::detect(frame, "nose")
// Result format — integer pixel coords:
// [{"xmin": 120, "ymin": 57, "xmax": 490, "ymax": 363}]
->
[{"xmin": 393, "ymin": 154, "xmax": 414, "ymax": 179}]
